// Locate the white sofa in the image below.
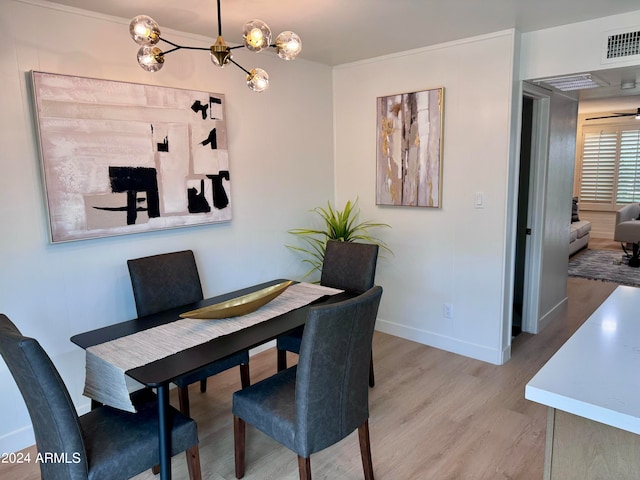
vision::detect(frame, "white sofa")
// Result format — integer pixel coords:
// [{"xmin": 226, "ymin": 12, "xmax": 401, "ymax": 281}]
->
[
  {"xmin": 569, "ymin": 197, "xmax": 591, "ymax": 256},
  {"xmin": 569, "ymin": 220, "xmax": 591, "ymax": 256}
]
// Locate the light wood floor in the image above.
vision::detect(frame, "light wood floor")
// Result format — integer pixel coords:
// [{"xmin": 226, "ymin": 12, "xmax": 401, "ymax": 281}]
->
[
  {"xmin": 0, "ymin": 277, "xmax": 618, "ymax": 480},
  {"xmin": 588, "ymin": 237, "xmax": 623, "ymax": 251}
]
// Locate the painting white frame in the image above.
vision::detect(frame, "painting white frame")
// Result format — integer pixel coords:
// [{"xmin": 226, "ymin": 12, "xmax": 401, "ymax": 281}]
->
[{"xmin": 31, "ymin": 71, "xmax": 232, "ymax": 243}]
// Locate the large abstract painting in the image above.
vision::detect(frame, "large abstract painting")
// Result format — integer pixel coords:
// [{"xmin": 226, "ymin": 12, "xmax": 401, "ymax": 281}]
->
[
  {"xmin": 31, "ymin": 71, "xmax": 232, "ymax": 242},
  {"xmin": 376, "ymin": 87, "xmax": 444, "ymax": 207}
]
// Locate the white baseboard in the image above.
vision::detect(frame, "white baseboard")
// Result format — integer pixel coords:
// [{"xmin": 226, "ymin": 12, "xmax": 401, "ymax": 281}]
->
[
  {"xmin": 375, "ymin": 318, "xmax": 505, "ymax": 365},
  {"xmin": 537, "ymin": 296, "xmax": 568, "ymax": 334},
  {"xmin": 250, "ymin": 339, "xmax": 275, "ymax": 355},
  {"xmin": 0, "ymin": 425, "xmax": 34, "ymax": 455}
]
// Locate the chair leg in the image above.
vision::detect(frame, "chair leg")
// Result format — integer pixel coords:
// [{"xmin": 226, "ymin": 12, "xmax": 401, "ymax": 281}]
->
[
  {"xmin": 240, "ymin": 363, "xmax": 251, "ymax": 388},
  {"xmin": 368, "ymin": 351, "xmax": 375, "ymax": 388},
  {"xmin": 297, "ymin": 456, "xmax": 312, "ymax": 480},
  {"xmin": 200, "ymin": 378, "xmax": 207, "ymax": 393},
  {"xmin": 277, "ymin": 348, "xmax": 287, "ymax": 371},
  {"xmin": 234, "ymin": 416, "xmax": 246, "ymax": 479},
  {"xmin": 631, "ymin": 243, "xmax": 640, "ymax": 267},
  {"xmin": 178, "ymin": 386, "xmax": 190, "ymax": 417},
  {"xmin": 185, "ymin": 445, "xmax": 202, "ymax": 480},
  {"xmin": 358, "ymin": 420, "xmax": 374, "ymax": 480}
]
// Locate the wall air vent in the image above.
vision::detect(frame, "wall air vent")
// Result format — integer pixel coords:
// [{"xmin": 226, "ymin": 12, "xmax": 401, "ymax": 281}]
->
[{"xmin": 602, "ymin": 27, "xmax": 640, "ymax": 64}]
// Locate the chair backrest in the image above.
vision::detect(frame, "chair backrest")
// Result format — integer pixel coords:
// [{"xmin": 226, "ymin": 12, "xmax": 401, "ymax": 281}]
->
[
  {"xmin": 127, "ymin": 250, "xmax": 204, "ymax": 317},
  {"xmin": 320, "ymin": 240, "xmax": 379, "ymax": 294},
  {"xmin": 294, "ymin": 286, "xmax": 383, "ymax": 457},
  {"xmin": 0, "ymin": 315, "xmax": 88, "ymax": 479}
]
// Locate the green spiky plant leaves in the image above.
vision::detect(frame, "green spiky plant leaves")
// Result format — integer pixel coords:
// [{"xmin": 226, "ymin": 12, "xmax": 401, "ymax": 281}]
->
[{"xmin": 287, "ymin": 199, "xmax": 391, "ymax": 278}]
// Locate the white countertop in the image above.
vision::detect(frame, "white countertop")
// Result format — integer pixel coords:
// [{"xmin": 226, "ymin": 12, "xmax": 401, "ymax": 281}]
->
[{"xmin": 525, "ymin": 285, "xmax": 640, "ymax": 434}]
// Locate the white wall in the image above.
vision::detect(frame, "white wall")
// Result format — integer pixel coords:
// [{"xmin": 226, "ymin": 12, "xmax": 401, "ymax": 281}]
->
[
  {"xmin": 0, "ymin": 0, "xmax": 334, "ymax": 453},
  {"xmin": 333, "ymin": 31, "xmax": 518, "ymax": 365},
  {"xmin": 520, "ymin": 10, "xmax": 640, "ymax": 81}
]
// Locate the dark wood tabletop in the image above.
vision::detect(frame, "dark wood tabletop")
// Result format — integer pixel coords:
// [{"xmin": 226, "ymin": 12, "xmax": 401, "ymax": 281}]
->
[{"xmin": 71, "ymin": 279, "xmax": 354, "ymax": 387}]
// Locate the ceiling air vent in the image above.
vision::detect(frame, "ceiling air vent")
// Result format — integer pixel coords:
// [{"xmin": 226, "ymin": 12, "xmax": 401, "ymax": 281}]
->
[
  {"xmin": 534, "ymin": 73, "xmax": 608, "ymax": 92},
  {"xmin": 602, "ymin": 27, "xmax": 640, "ymax": 64}
]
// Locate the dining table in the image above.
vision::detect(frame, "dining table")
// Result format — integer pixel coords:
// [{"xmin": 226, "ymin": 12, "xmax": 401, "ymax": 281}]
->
[{"xmin": 70, "ymin": 278, "xmax": 354, "ymax": 480}]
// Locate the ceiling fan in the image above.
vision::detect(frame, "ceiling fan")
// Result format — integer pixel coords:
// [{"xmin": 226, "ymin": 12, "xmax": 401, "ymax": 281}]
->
[{"xmin": 586, "ymin": 107, "xmax": 640, "ymax": 121}]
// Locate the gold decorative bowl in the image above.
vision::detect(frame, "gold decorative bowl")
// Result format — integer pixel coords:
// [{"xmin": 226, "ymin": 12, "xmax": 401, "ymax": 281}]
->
[{"xmin": 179, "ymin": 280, "xmax": 294, "ymax": 319}]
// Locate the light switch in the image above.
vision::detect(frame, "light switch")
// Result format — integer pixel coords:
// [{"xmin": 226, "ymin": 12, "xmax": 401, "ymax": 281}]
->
[{"xmin": 475, "ymin": 192, "xmax": 485, "ymax": 208}]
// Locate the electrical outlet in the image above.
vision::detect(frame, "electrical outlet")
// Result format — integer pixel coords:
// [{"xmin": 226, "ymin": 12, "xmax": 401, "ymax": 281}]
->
[{"xmin": 444, "ymin": 303, "xmax": 453, "ymax": 319}]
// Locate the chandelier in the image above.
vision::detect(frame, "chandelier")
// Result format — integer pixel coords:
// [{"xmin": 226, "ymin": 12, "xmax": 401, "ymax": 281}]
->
[{"xmin": 129, "ymin": 0, "xmax": 302, "ymax": 93}]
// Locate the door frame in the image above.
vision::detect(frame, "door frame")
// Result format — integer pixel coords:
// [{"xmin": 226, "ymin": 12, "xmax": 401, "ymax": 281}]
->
[{"xmin": 520, "ymin": 82, "xmax": 551, "ymax": 334}]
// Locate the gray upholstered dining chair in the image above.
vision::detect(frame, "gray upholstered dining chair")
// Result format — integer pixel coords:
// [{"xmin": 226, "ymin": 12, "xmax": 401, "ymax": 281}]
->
[
  {"xmin": 277, "ymin": 240, "xmax": 379, "ymax": 386},
  {"xmin": 127, "ymin": 250, "xmax": 250, "ymax": 416},
  {"xmin": 233, "ymin": 286, "xmax": 383, "ymax": 480},
  {"xmin": 0, "ymin": 314, "xmax": 202, "ymax": 480}
]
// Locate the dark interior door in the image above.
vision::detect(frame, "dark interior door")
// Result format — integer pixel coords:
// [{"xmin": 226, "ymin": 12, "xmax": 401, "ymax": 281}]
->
[{"xmin": 513, "ymin": 96, "xmax": 534, "ymax": 336}]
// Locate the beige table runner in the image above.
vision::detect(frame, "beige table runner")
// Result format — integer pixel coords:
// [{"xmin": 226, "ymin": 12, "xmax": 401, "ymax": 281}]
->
[{"xmin": 84, "ymin": 282, "xmax": 342, "ymax": 412}]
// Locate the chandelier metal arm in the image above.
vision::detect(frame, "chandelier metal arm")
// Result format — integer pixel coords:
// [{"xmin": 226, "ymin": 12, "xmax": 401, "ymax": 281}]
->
[
  {"xmin": 160, "ymin": 35, "xmax": 250, "ymax": 76},
  {"xmin": 158, "ymin": 35, "xmax": 249, "ymax": 78},
  {"xmin": 228, "ymin": 58, "xmax": 251, "ymax": 75},
  {"xmin": 216, "ymin": 0, "xmax": 223, "ymax": 37},
  {"xmin": 158, "ymin": 37, "xmax": 211, "ymax": 56}
]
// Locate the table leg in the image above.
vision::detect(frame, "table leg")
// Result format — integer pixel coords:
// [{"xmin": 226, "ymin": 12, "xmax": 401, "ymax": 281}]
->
[{"xmin": 157, "ymin": 384, "xmax": 172, "ymax": 480}]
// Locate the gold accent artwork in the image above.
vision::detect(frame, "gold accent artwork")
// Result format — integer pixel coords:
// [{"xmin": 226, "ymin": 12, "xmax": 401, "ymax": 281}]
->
[{"xmin": 376, "ymin": 87, "xmax": 444, "ymax": 207}]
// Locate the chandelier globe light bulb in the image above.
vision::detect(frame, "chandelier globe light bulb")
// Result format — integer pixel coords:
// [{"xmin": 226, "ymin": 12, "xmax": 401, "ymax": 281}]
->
[
  {"xmin": 275, "ymin": 31, "xmax": 302, "ymax": 60},
  {"xmin": 129, "ymin": 15, "xmax": 161, "ymax": 46},
  {"xmin": 247, "ymin": 68, "xmax": 269, "ymax": 92},
  {"xmin": 242, "ymin": 19, "xmax": 272, "ymax": 52},
  {"xmin": 137, "ymin": 46, "xmax": 164, "ymax": 72}
]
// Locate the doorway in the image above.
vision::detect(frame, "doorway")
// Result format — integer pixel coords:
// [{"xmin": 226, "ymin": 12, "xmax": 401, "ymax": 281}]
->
[
  {"xmin": 512, "ymin": 96, "xmax": 534, "ymax": 336},
  {"xmin": 512, "ymin": 85, "xmax": 551, "ymax": 335}
]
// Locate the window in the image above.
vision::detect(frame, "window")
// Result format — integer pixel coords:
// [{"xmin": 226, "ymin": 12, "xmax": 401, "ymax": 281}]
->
[
  {"xmin": 579, "ymin": 124, "xmax": 640, "ymax": 208},
  {"xmin": 618, "ymin": 129, "xmax": 640, "ymax": 203}
]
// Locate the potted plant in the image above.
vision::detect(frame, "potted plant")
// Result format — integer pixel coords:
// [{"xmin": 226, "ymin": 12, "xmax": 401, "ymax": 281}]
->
[{"xmin": 287, "ymin": 199, "xmax": 391, "ymax": 278}]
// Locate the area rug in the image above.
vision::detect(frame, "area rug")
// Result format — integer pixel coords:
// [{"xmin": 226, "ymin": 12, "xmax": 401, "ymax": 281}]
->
[{"xmin": 568, "ymin": 248, "xmax": 640, "ymax": 287}]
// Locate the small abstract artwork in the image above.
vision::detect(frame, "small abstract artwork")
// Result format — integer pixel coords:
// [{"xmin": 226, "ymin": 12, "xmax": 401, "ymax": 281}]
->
[
  {"xmin": 31, "ymin": 71, "xmax": 232, "ymax": 242},
  {"xmin": 376, "ymin": 87, "xmax": 444, "ymax": 207}
]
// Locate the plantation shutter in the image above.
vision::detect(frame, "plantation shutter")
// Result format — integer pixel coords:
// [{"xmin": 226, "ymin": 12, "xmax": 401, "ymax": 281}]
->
[
  {"xmin": 579, "ymin": 129, "xmax": 617, "ymax": 204},
  {"xmin": 616, "ymin": 128, "xmax": 640, "ymax": 203}
]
